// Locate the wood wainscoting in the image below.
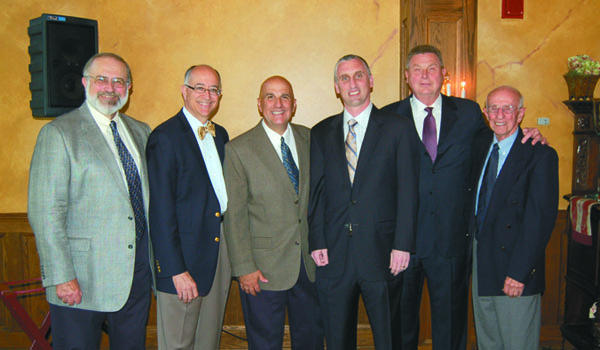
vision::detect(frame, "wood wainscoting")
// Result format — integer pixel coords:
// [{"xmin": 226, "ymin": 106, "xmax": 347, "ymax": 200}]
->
[{"xmin": 0, "ymin": 212, "xmax": 566, "ymax": 349}]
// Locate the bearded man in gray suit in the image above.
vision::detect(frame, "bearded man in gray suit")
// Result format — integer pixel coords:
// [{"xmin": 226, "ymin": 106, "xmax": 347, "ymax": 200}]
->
[{"xmin": 28, "ymin": 52, "xmax": 153, "ymax": 349}]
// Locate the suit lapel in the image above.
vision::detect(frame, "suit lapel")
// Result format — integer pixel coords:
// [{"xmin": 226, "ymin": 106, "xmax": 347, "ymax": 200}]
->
[
  {"xmin": 353, "ymin": 107, "xmax": 383, "ymax": 185},
  {"xmin": 78, "ymin": 105, "xmax": 130, "ymax": 200},
  {"xmin": 120, "ymin": 115, "xmax": 150, "ymax": 202},
  {"xmin": 484, "ymin": 129, "xmax": 529, "ymax": 224},
  {"xmin": 176, "ymin": 111, "xmax": 213, "ymax": 180},
  {"xmin": 328, "ymin": 112, "xmax": 350, "ymax": 185},
  {"xmin": 437, "ymin": 95, "xmax": 458, "ymax": 162},
  {"xmin": 250, "ymin": 123, "xmax": 299, "ymax": 198},
  {"xmin": 292, "ymin": 124, "xmax": 310, "ymax": 197}
]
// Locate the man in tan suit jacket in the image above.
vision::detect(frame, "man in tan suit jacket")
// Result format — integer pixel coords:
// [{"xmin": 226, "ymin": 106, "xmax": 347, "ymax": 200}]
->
[
  {"xmin": 28, "ymin": 52, "xmax": 153, "ymax": 349},
  {"xmin": 223, "ymin": 76, "xmax": 323, "ymax": 350}
]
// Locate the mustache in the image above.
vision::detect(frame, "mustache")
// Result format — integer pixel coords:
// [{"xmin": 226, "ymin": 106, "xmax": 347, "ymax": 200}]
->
[{"xmin": 97, "ymin": 92, "xmax": 120, "ymax": 99}]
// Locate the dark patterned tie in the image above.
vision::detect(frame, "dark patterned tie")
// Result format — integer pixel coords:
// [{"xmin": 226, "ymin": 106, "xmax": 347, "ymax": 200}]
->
[
  {"xmin": 423, "ymin": 107, "xmax": 437, "ymax": 162},
  {"xmin": 110, "ymin": 121, "xmax": 147, "ymax": 240},
  {"xmin": 476, "ymin": 143, "xmax": 499, "ymax": 239},
  {"xmin": 281, "ymin": 137, "xmax": 299, "ymax": 195},
  {"xmin": 345, "ymin": 119, "xmax": 358, "ymax": 185}
]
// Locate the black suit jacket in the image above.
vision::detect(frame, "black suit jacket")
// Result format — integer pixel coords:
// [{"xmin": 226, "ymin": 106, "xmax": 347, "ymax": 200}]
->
[
  {"xmin": 382, "ymin": 95, "xmax": 489, "ymax": 258},
  {"xmin": 146, "ymin": 109, "xmax": 228, "ymax": 295},
  {"xmin": 308, "ymin": 106, "xmax": 419, "ymax": 281},
  {"xmin": 470, "ymin": 129, "xmax": 558, "ymax": 296}
]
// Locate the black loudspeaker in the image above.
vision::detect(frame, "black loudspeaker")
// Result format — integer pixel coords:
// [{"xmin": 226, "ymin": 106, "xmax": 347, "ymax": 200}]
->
[{"xmin": 28, "ymin": 14, "xmax": 98, "ymax": 117}]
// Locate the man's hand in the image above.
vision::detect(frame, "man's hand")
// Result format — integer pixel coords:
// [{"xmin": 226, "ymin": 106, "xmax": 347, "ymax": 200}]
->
[
  {"xmin": 390, "ymin": 250, "xmax": 410, "ymax": 276},
  {"xmin": 56, "ymin": 278, "xmax": 83, "ymax": 305},
  {"xmin": 172, "ymin": 271, "xmax": 198, "ymax": 303},
  {"xmin": 502, "ymin": 276, "xmax": 524, "ymax": 298},
  {"xmin": 311, "ymin": 249, "xmax": 329, "ymax": 267},
  {"xmin": 238, "ymin": 270, "xmax": 269, "ymax": 296},
  {"xmin": 522, "ymin": 128, "xmax": 548, "ymax": 146}
]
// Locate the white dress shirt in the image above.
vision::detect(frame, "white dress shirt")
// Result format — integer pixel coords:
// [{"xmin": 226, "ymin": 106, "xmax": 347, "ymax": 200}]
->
[
  {"xmin": 261, "ymin": 121, "xmax": 299, "ymax": 169},
  {"xmin": 87, "ymin": 101, "xmax": 142, "ymax": 190},
  {"xmin": 182, "ymin": 107, "xmax": 228, "ymax": 213},
  {"xmin": 343, "ymin": 102, "xmax": 373, "ymax": 157},
  {"xmin": 409, "ymin": 95, "xmax": 442, "ymax": 142}
]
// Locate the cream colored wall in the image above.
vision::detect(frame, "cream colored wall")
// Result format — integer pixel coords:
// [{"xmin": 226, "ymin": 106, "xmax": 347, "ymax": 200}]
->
[
  {"xmin": 0, "ymin": 0, "xmax": 400, "ymax": 212},
  {"xmin": 3, "ymin": 0, "xmax": 596, "ymax": 212},
  {"xmin": 477, "ymin": 0, "xmax": 600, "ymax": 209}
]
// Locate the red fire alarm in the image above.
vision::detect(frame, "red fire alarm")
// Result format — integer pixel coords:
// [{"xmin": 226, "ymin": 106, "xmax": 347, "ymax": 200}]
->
[{"xmin": 502, "ymin": 0, "xmax": 524, "ymax": 19}]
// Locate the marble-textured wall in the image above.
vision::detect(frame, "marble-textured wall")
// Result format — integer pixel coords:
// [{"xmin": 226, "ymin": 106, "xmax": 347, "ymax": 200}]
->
[
  {"xmin": 477, "ymin": 0, "xmax": 600, "ymax": 209},
  {"xmin": 0, "ymin": 0, "xmax": 400, "ymax": 212}
]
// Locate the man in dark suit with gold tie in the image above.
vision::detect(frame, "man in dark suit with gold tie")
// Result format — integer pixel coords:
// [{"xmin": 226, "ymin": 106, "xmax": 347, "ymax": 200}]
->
[{"xmin": 309, "ymin": 54, "xmax": 419, "ymax": 350}]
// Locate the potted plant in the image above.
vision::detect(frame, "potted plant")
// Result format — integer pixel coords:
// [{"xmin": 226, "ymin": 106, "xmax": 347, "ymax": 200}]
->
[{"xmin": 564, "ymin": 54, "xmax": 600, "ymax": 100}]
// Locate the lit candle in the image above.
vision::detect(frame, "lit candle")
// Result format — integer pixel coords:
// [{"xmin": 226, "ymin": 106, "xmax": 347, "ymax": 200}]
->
[
  {"xmin": 446, "ymin": 82, "xmax": 452, "ymax": 96},
  {"xmin": 461, "ymin": 81, "xmax": 466, "ymax": 98}
]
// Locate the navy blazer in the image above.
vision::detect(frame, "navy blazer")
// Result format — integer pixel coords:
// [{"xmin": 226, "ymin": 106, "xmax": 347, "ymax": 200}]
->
[
  {"xmin": 470, "ymin": 129, "xmax": 558, "ymax": 296},
  {"xmin": 308, "ymin": 106, "xmax": 420, "ymax": 281},
  {"xmin": 382, "ymin": 95, "xmax": 489, "ymax": 258},
  {"xmin": 146, "ymin": 109, "xmax": 228, "ymax": 295}
]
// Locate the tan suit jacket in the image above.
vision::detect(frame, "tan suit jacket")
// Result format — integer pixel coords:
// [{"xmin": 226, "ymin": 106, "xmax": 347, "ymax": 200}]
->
[
  {"xmin": 223, "ymin": 122, "xmax": 314, "ymax": 291},
  {"xmin": 28, "ymin": 103, "xmax": 152, "ymax": 312}
]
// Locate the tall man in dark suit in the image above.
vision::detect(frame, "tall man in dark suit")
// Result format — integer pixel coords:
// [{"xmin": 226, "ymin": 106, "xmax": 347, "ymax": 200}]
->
[
  {"xmin": 471, "ymin": 85, "xmax": 558, "ymax": 349},
  {"xmin": 224, "ymin": 75, "xmax": 323, "ymax": 350},
  {"xmin": 382, "ymin": 45, "xmax": 544, "ymax": 350},
  {"xmin": 146, "ymin": 65, "xmax": 231, "ymax": 349},
  {"xmin": 28, "ymin": 52, "xmax": 153, "ymax": 349},
  {"xmin": 309, "ymin": 54, "xmax": 419, "ymax": 350}
]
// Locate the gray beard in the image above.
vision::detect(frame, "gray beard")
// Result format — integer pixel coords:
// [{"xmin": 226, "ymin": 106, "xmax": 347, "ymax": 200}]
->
[{"xmin": 85, "ymin": 83, "xmax": 129, "ymax": 116}]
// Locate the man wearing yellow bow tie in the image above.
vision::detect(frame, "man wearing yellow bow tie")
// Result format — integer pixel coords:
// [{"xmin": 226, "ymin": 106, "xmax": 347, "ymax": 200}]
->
[{"xmin": 146, "ymin": 64, "xmax": 232, "ymax": 350}]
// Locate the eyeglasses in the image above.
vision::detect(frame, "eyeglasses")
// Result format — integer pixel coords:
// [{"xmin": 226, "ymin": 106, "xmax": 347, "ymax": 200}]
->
[
  {"xmin": 185, "ymin": 85, "xmax": 221, "ymax": 97},
  {"xmin": 486, "ymin": 104, "xmax": 519, "ymax": 115},
  {"xmin": 85, "ymin": 75, "xmax": 129, "ymax": 89}
]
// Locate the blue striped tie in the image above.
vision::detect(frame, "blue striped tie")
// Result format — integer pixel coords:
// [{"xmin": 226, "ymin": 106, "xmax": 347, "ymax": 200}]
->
[
  {"xmin": 281, "ymin": 137, "xmax": 299, "ymax": 195},
  {"xmin": 110, "ymin": 121, "xmax": 147, "ymax": 240}
]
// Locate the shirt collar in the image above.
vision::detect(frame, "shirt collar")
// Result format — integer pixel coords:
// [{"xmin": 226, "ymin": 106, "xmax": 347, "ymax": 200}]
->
[
  {"xmin": 343, "ymin": 102, "xmax": 373, "ymax": 126},
  {"xmin": 261, "ymin": 120, "xmax": 293, "ymax": 144},
  {"xmin": 410, "ymin": 94, "xmax": 442, "ymax": 114},
  {"xmin": 494, "ymin": 128, "xmax": 519, "ymax": 154},
  {"xmin": 182, "ymin": 106, "xmax": 212, "ymax": 132},
  {"xmin": 87, "ymin": 100, "xmax": 121, "ymax": 128}
]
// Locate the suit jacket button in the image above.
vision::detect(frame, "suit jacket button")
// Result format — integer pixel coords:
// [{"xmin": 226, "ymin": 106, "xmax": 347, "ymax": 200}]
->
[
  {"xmin": 215, "ymin": 212, "xmax": 221, "ymax": 218},
  {"xmin": 214, "ymin": 237, "xmax": 220, "ymax": 242},
  {"xmin": 128, "ymin": 216, "xmax": 133, "ymax": 220},
  {"xmin": 506, "ymin": 224, "xmax": 511, "ymax": 229},
  {"xmin": 512, "ymin": 201, "xmax": 518, "ymax": 204},
  {"xmin": 295, "ymin": 241, "xmax": 300, "ymax": 245},
  {"xmin": 294, "ymin": 199, "xmax": 299, "ymax": 204},
  {"xmin": 500, "ymin": 246, "xmax": 506, "ymax": 250},
  {"xmin": 128, "ymin": 244, "xmax": 133, "ymax": 249}
]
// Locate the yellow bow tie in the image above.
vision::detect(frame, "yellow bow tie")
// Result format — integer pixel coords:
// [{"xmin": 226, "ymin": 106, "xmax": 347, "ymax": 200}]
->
[{"xmin": 198, "ymin": 121, "xmax": 216, "ymax": 140}]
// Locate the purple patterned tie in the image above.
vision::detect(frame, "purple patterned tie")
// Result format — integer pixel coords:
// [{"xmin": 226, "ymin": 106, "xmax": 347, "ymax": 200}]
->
[{"xmin": 423, "ymin": 107, "xmax": 437, "ymax": 162}]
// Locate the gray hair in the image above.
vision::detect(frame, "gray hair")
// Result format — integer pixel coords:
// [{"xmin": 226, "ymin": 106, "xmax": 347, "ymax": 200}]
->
[
  {"xmin": 83, "ymin": 52, "xmax": 131, "ymax": 83},
  {"xmin": 485, "ymin": 85, "xmax": 524, "ymax": 108},
  {"xmin": 334, "ymin": 54, "xmax": 372, "ymax": 82},
  {"xmin": 406, "ymin": 45, "xmax": 444, "ymax": 70},
  {"xmin": 184, "ymin": 65, "xmax": 222, "ymax": 89}
]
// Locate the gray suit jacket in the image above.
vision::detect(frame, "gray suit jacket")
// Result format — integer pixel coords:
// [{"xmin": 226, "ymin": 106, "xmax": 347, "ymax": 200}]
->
[
  {"xmin": 27, "ymin": 103, "xmax": 152, "ymax": 312},
  {"xmin": 223, "ymin": 122, "xmax": 315, "ymax": 291}
]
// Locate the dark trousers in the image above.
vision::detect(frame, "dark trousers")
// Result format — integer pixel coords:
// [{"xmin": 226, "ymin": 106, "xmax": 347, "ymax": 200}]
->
[
  {"xmin": 316, "ymin": 239, "xmax": 392, "ymax": 350},
  {"xmin": 391, "ymin": 251, "xmax": 469, "ymax": 350},
  {"xmin": 240, "ymin": 258, "xmax": 324, "ymax": 350},
  {"xmin": 49, "ymin": 235, "xmax": 152, "ymax": 350}
]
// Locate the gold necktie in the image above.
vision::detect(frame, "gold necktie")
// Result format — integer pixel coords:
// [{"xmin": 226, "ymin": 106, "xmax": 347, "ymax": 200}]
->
[{"xmin": 198, "ymin": 121, "xmax": 216, "ymax": 140}]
